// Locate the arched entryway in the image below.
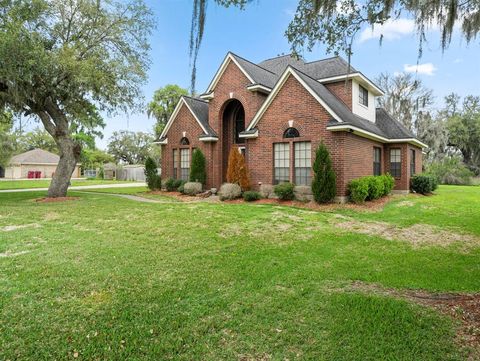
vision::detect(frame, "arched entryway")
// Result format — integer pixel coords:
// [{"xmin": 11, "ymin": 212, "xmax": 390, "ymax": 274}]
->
[{"xmin": 221, "ymin": 99, "xmax": 245, "ymax": 181}]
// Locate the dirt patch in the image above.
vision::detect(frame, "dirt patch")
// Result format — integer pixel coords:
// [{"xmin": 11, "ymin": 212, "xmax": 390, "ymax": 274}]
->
[
  {"xmin": 0, "ymin": 250, "xmax": 31, "ymax": 258},
  {"xmin": 146, "ymin": 191, "xmax": 201, "ymax": 202},
  {"xmin": 346, "ymin": 281, "xmax": 480, "ymax": 360},
  {"xmin": 1, "ymin": 223, "xmax": 41, "ymax": 232},
  {"xmin": 333, "ymin": 218, "xmax": 480, "ymax": 249},
  {"xmin": 396, "ymin": 200, "xmax": 415, "ymax": 207},
  {"xmin": 35, "ymin": 197, "xmax": 80, "ymax": 203}
]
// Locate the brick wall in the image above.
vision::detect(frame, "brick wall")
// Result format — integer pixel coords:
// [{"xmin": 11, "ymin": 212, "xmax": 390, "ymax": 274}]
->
[
  {"xmin": 207, "ymin": 60, "xmax": 268, "ymax": 186},
  {"xmin": 324, "ymin": 80, "xmax": 352, "ymax": 109},
  {"xmin": 161, "ymin": 104, "xmax": 214, "ymax": 188}
]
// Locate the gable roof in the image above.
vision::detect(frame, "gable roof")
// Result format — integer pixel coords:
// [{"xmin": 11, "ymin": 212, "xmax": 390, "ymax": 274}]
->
[
  {"xmin": 9, "ymin": 149, "xmax": 59, "ymax": 165},
  {"xmin": 157, "ymin": 96, "xmax": 217, "ymax": 143},
  {"xmin": 244, "ymin": 66, "xmax": 426, "ymax": 148}
]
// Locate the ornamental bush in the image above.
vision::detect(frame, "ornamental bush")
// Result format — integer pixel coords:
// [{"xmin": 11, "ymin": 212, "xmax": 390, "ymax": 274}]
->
[
  {"xmin": 274, "ymin": 182, "xmax": 295, "ymax": 201},
  {"xmin": 311, "ymin": 142, "xmax": 336, "ymax": 203},
  {"xmin": 366, "ymin": 176, "xmax": 385, "ymax": 201},
  {"xmin": 144, "ymin": 157, "xmax": 161, "ymax": 191},
  {"xmin": 219, "ymin": 183, "xmax": 242, "ymax": 200},
  {"xmin": 243, "ymin": 190, "xmax": 261, "ymax": 202},
  {"xmin": 189, "ymin": 149, "xmax": 206, "ymax": 185},
  {"xmin": 183, "ymin": 182, "xmax": 202, "ymax": 195},
  {"xmin": 165, "ymin": 177, "xmax": 176, "ymax": 192},
  {"xmin": 348, "ymin": 178, "xmax": 369, "ymax": 203},
  {"xmin": 380, "ymin": 174, "xmax": 395, "ymax": 196},
  {"xmin": 226, "ymin": 147, "xmax": 250, "ymax": 190},
  {"xmin": 410, "ymin": 174, "xmax": 437, "ymax": 194}
]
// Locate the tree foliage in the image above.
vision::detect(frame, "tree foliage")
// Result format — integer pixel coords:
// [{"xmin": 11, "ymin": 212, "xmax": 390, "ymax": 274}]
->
[
  {"xmin": 189, "ymin": 148, "xmax": 207, "ymax": 185},
  {"xmin": 15, "ymin": 128, "xmax": 58, "ymax": 154},
  {"xmin": 189, "ymin": 0, "xmax": 480, "ymax": 90},
  {"xmin": 80, "ymin": 148, "xmax": 114, "ymax": 170},
  {"xmin": 0, "ymin": 0, "xmax": 154, "ymax": 196},
  {"xmin": 107, "ymin": 130, "xmax": 157, "ymax": 165},
  {"xmin": 444, "ymin": 94, "xmax": 480, "ymax": 174},
  {"xmin": 0, "ymin": 110, "xmax": 15, "ymax": 168},
  {"xmin": 226, "ymin": 147, "xmax": 250, "ymax": 190},
  {"xmin": 144, "ymin": 156, "xmax": 161, "ymax": 190},
  {"xmin": 147, "ymin": 85, "xmax": 188, "ymax": 138},
  {"xmin": 311, "ymin": 142, "xmax": 336, "ymax": 203}
]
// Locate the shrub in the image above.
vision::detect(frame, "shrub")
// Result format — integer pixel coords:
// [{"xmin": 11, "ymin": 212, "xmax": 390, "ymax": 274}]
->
[
  {"xmin": 226, "ymin": 147, "xmax": 250, "ymax": 190},
  {"xmin": 243, "ymin": 191, "xmax": 261, "ymax": 202},
  {"xmin": 183, "ymin": 182, "xmax": 202, "ymax": 195},
  {"xmin": 97, "ymin": 166, "xmax": 105, "ymax": 180},
  {"xmin": 426, "ymin": 157, "xmax": 474, "ymax": 185},
  {"xmin": 189, "ymin": 149, "xmax": 207, "ymax": 185},
  {"xmin": 177, "ymin": 180, "xmax": 187, "ymax": 194},
  {"xmin": 259, "ymin": 184, "xmax": 274, "ymax": 199},
  {"xmin": 348, "ymin": 178, "xmax": 369, "ymax": 203},
  {"xmin": 165, "ymin": 178, "xmax": 177, "ymax": 192},
  {"xmin": 311, "ymin": 142, "xmax": 336, "ymax": 203},
  {"xmin": 380, "ymin": 174, "xmax": 395, "ymax": 196},
  {"xmin": 366, "ymin": 176, "xmax": 385, "ymax": 201},
  {"xmin": 274, "ymin": 182, "xmax": 295, "ymax": 201},
  {"xmin": 410, "ymin": 174, "xmax": 437, "ymax": 194},
  {"xmin": 173, "ymin": 179, "xmax": 184, "ymax": 190},
  {"xmin": 144, "ymin": 157, "xmax": 161, "ymax": 191},
  {"xmin": 219, "ymin": 183, "xmax": 242, "ymax": 200}
]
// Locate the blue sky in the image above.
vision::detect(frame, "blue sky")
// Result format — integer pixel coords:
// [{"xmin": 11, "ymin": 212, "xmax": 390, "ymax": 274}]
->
[{"xmin": 96, "ymin": 0, "xmax": 480, "ymax": 149}]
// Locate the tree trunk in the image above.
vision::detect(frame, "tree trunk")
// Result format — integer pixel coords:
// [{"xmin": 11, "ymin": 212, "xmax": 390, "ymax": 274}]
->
[{"xmin": 47, "ymin": 135, "xmax": 81, "ymax": 198}]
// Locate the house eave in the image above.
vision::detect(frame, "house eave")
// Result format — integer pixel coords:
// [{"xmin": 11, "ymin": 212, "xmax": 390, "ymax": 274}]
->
[
  {"xmin": 318, "ymin": 73, "xmax": 384, "ymax": 96},
  {"xmin": 239, "ymin": 130, "xmax": 259, "ymax": 139},
  {"xmin": 153, "ymin": 138, "xmax": 168, "ymax": 145},
  {"xmin": 246, "ymin": 84, "xmax": 271, "ymax": 94},
  {"xmin": 326, "ymin": 125, "xmax": 428, "ymax": 148},
  {"xmin": 199, "ymin": 92, "xmax": 214, "ymax": 100},
  {"xmin": 199, "ymin": 136, "xmax": 219, "ymax": 142}
]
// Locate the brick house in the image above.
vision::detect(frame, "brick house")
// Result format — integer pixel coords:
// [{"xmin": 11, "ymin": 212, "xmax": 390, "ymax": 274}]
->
[{"xmin": 156, "ymin": 52, "xmax": 426, "ymax": 202}]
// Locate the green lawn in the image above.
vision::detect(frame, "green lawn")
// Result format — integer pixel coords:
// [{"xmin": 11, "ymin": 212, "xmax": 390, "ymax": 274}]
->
[
  {"xmin": 0, "ymin": 186, "xmax": 479, "ymax": 360},
  {"xmin": 0, "ymin": 179, "xmax": 134, "ymax": 190}
]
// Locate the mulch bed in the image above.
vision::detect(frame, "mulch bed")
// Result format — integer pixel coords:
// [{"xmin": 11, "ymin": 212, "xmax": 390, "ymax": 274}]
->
[{"xmin": 35, "ymin": 197, "xmax": 80, "ymax": 203}]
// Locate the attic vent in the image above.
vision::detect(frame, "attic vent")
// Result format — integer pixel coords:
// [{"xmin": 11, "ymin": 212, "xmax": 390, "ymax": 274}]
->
[{"xmin": 283, "ymin": 127, "xmax": 300, "ymax": 138}]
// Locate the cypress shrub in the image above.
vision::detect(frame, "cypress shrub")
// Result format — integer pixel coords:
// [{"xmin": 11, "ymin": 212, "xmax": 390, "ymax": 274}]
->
[
  {"xmin": 311, "ymin": 142, "xmax": 336, "ymax": 203},
  {"xmin": 144, "ymin": 157, "xmax": 161, "ymax": 191},
  {"xmin": 189, "ymin": 149, "xmax": 207, "ymax": 185},
  {"xmin": 226, "ymin": 147, "xmax": 250, "ymax": 190}
]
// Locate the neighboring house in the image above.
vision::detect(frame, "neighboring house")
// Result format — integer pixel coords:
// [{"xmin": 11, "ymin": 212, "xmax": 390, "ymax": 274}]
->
[
  {"xmin": 156, "ymin": 52, "xmax": 425, "ymax": 202},
  {"xmin": 3, "ymin": 148, "xmax": 81, "ymax": 179}
]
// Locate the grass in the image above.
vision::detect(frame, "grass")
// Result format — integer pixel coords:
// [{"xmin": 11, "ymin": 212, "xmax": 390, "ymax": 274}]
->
[
  {"xmin": 0, "ymin": 178, "xmax": 133, "ymax": 190},
  {"xmin": 0, "ymin": 185, "xmax": 479, "ymax": 360}
]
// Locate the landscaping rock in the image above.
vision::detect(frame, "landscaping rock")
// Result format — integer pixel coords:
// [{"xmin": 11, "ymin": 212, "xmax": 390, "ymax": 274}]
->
[
  {"xmin": 294, "ymin": 186, "xmax": 314, "ymax": 202},
  {"xmin": 219, "ymin": 183, "xmax": 241, "ymax": 200},
  {"xmin": 183, "ymin": 182, "xmax": 202, "ymax": 196}
]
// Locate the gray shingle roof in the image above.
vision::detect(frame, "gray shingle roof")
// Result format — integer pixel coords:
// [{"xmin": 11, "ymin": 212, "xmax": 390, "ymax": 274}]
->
[
  {"xmin": 291, "ymin": 68, "xmax": 418, "ymax": 141},
  {"xmin": 230, "ymin": 53, "xmax": 278, "ymax": 88},
  {"xmin": 9, "ymin": 149, "xmax": 59, "ymax": 165},
  {"xmin": 182, "ymin": 96, "xmax": 217, "ymax": 137},
  {"xmin": 258, "ymin": 55, "xmax": 357, "ymax": 81},
  {"xmin": 375, "ymin": 108, "xmax": 415, "ymax": 139}
]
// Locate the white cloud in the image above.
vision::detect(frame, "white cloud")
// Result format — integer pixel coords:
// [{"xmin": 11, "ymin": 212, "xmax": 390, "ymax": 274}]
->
[
  {"xmin": 403, "ymin": 63, "xmax": 437, "ymax": 76},
  {"xmin": 453, "ymin": 58, "xmax": 463, "ymax": 63},
  {"xmin": 359, "ymin": 19, "xmax": 415, "ymax": 42}
]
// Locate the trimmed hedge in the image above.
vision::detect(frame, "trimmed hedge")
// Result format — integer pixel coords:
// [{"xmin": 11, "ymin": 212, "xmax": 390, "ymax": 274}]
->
[
  {"xmin": 348, "ymin": 178, "xmax": 369, "ymax": 203},
  {"xmin": 144, "ymin": 157, "xmax": 161, "ymax": 191},
  {"xmin": 348, "ymin": 174, "xmax": 395, "ymax": 203},
  {"xmin": 410, "ymin": 174, "xmax": 438, "ymax": 194},
  {"xmin": 274, "ymin": 182, "xmax": 295, "ymax": 201},
  {"xmin": 243, "ymin": 191, "xmax": 261, "ymax": 202},
  {"xmin": 164, "ymin": 178, "xmax": 176, "ymax": 192}
]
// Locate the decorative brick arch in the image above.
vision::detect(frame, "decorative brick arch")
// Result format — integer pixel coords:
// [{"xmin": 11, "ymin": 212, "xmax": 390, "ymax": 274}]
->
[{"xmin": 220, "ymin": 98, "xmax": 245, "ymax": 181}]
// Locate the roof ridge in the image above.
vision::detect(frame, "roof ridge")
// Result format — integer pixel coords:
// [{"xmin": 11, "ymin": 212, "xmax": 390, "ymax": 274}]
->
[
  {"xmin": 228, "ymin": 52, "xmax": 278, "ymax": 75},
  {"xmin": 304, "ymin": 55, "xmax": 343, "ymax": 65},
  {"xmin": 258, "ymin": 53, "xmax": 301, "ymax": 63},
  {"xmin": 182, "ymin": 95, "xmax": 208, "ymax": 104}
]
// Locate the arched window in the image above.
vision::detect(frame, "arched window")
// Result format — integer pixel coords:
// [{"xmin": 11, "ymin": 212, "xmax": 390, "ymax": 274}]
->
[
  {"xmin": 283, "ymin": 127, "xmax": 300, "ymax": 138},
  {"xmin": 180, "ymin": 137, "xmax": 190, "ymax": 145}
]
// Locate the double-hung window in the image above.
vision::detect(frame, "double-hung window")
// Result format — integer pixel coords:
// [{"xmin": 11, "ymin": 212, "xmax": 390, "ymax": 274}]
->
[
  {"xmin": 373, "ymin": 147, "xmax": 381, "ymax": 176},
  {"xmin": 294, "ymin": 142, "xmax": 312, "ymax": 186},
  {"xmin": 180, "ymin": 148, "xmax": 190, "ymax": 181},
  {"xmin": 390, "ymin": 149, "xmax": 401, "ymax": 178},
  {"xmin": 410, "ymin": 149, "xmax": 416, "ymax": 175},
  {"xmin": 273, "ymin": 143, "xmax": 290, "ymax": 184},
  {"xmin": 359, "ymin": 85, "xmax": 368, "ymax": 107},
  {"xmin": 173, "ymin": 149, "xmax": 178, "ymax": 179}
]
